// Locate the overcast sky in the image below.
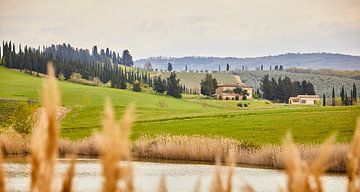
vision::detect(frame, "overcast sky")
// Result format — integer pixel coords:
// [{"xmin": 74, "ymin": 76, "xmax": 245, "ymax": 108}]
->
[{"xmin": 0, "ymin": 0, "xmax": 359, "ymax": 59}]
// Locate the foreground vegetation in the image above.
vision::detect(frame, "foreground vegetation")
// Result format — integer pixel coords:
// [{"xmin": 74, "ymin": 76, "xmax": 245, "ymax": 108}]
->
[
  {"xmin": 1, "ymin": 67, "xmax": 360, "ymax": 145},
  {"xmin": 1, "ymin": 65, "xmax": 360, "ymax": 192}
]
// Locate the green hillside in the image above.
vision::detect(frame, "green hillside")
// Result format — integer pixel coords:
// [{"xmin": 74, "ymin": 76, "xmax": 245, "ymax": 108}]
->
[{"xmin": 1, "ymin": 67, "xmax": 360, "ymax": 145}]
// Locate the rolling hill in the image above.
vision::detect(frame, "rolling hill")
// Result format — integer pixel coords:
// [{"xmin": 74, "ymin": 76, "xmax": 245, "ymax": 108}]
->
[
  {"xmin": 1, "ymin": 66, "xmax": 360, "ymax": 145},
  {"xmin": 135, "ymin": 53, "xmax": 360, "ymax": 71}
]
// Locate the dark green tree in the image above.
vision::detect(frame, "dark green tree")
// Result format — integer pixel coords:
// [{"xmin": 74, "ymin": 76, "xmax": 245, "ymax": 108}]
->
[
  {"xmin": 332, "ymin": 87, "xmax": 336, "ymax": 106},
  {"xmin": 167, "ymin": 62, "xmax": 173, "ymax": 72},
  {"xmin": 166, "ymin": 72, "xmax": 182, "ymax": 98},
  {"xmin": 226, "ymin": 63, "xmax": 230, "ymax": 71},
  {"xmin": 200, "ymin": 74, "xmax": 218, "ymax": 96},
  {"xmin": 340, "ymin": 86, "xmax": 345, "ymax": 105},
  {"xmin": 353, "ymin": 83, "xmax": 357, "ymax": 102},
  {"xmin": 153, "ymin": 76, "xmax": 167, "ymax": 94},
  {"xmin": 323, "ymin": 94, "xmax": 326, "ymax": 106}
]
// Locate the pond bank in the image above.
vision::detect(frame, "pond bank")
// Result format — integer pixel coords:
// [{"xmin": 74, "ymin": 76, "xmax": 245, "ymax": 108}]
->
[{"xmin": 0, "ymin": 132, "xmax": 349, "ymax": 173}]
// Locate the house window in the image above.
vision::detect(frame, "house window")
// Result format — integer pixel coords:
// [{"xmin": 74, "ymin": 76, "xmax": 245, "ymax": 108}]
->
[{"xmin": 301, "ymin": 100, "xmax": 306, "ymax": 104}]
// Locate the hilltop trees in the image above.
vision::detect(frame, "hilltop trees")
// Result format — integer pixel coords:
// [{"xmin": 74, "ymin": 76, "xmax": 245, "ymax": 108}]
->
[
  {"xmin": 167, "ymin": 63, "xmax": 173, "ymax": 72},
  {"xmin": 153, "ymin": 76, "xmax": 167, "ymax": 94},
  {"xmin": 122, "ymin": 50, "xmax": 133, "ymax": 66},
  {"xmin": 226, "ymin": 63, "xmax": 230, "ymax": 72},
  {"xmin": 166, "ymin": 72, "xmax": 182, "ymax": 98},
  {"xmin": 0, "ymin": 41, "xmax": 150, "ymax": 90},
  {"xmin": 260, "ymin": 75, "xmax": 315, "ymax": 103},
  {"xmin": 200, "ymin": 74, "xmax": 218, "ymax": 96},
  {"xmin": 332, "ymin": 87, "xmax": 336, "ymax": 106}
]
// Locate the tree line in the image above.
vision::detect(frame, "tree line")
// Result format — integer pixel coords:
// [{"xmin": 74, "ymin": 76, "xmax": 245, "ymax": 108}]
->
[
  {"xmin": 1, "ymin": 41, "xmax": 187, "ymax": 98},
  {"xmin": 327, "ymin": 84, "xmax": 357, "ymax": 106},
  {"xmin": 260, "ymin": 75, "xmax": 315, "ymax": 103}
]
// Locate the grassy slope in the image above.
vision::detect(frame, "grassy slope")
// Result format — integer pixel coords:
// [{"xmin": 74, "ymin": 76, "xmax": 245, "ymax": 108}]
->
[
  {"xmin": 156, "ymin": 72, "xmax": 237, "ymax": 89},
  {"xmin": 1, "ymin": 67, "xmax": 360, "ymax": 145}
]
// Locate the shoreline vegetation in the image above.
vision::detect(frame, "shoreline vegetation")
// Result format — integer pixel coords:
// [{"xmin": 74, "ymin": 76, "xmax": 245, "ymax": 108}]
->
[
  {"xmin": 0, "ymin": 63, "xmax": 360, "ymax": 191},
  {"xmin": 0, "ymin": 131, "xmax": 350, "ymax": 172}
]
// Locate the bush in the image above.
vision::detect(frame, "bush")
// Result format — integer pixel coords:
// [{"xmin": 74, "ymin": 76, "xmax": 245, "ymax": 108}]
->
[
  {"xmin": 9, "ymin": 101, "xmax": 37, "ymax": 136},
  {"xmin": 235, "ymin": 95, "xmax": 239, "ymax": 100},
  {"xmin": 218, "ymin": 95, "xmax": 223, "ymax": 100}
]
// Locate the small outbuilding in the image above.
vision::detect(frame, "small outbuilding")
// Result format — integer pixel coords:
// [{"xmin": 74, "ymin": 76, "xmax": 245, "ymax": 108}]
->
[{"xmin": 288, "ymin": 95, "xmax": 320, "ymax": 105}]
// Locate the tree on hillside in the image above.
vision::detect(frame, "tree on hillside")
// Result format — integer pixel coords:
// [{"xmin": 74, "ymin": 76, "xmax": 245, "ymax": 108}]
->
[
  {"xmin": 153, "ymin": 76, "xmax": 167, "ymax": 94},
  {"xmin": 167, "ymin": 62, "xmax": 173, "ymax": 72},
  {"xmin": 226, "ymin": 63, "xmax": 230, "ymax": 72},
  {"xmin": 353, "ymin": 83, "xmax": 357, "ymax": 102},
  {"xmin": 260, "ymin": 75, "xmax": 272, "ymax": 100},
  {"xmin": 200, "ymin": 74, "xmax": 218, "ymax": 96},
  {"xmin": 323, "ymin": 94, "xmax": 326, "ymax": 106},
  {"xmin": 185, "ymin": 65, "xmax": 187, "ymax": 71},
  {"xmin": 122, "ymin": 49, "xmax": 133, "ymax": 66},
  {"xmin": 132, "ymin": 80, "xmax": 141, "ymax": 92},
  {"xmin": 332, "ymin": 87, "xmax": 336, "ymax": 106},
  {"xmin": 279, "ymin": 65, "xmax": 284, "ymax": 71},
  {"xmin": 166, "ymin": 72, "xmax": 182, "ymax": 98},
  {"xmin": 340, "ymin": 86, "xmax": 345, "ymax": 105}
]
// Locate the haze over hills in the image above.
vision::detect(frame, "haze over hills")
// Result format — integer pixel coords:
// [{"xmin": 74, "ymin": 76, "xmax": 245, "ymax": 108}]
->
[{"xmin": 134, "ymin": 53, "xmax": 360, "ymax": 71}]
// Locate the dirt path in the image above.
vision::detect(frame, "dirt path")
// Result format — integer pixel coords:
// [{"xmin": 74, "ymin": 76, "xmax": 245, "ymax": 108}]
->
[{"xmin": 234, "ymin": 75, "xmax": 242, "ymax": 84}]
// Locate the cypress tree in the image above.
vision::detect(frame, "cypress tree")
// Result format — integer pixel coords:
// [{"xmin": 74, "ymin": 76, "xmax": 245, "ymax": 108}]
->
[
  {"xmin": 323, "ymin": 94, "xmax": 326, "ymax": 106},
  {"xmin": 340, "ymin": 86, "xmax": 345, "ymax": 105},
  {"xmin": 353, "ymin": 83, "xmax": 357, "ymax": 102},
  {"xmin": 332, "ymin": 87, "xmax": 336, "ymax": 106},
  {"xmin": 166, "ymin": 72, "xmax": 182, "ymax": 98}
]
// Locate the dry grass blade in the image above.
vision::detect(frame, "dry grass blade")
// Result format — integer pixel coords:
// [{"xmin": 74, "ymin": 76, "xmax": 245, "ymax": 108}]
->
[
  {"xmin": 225, "ymin": 149, "xmax": 236, "ymax": 192},
  {"xmin": 61, "ymin": 155, "xmax": 76, "ymax": 192},
  {"xmin": 283, "ymin": 132, "xmax": 310, "ymax": 192},
  {"xmin": 308, "ymin": 135, "xmax": 335, "ymax": 192},
  {"xmin": 99, "ymin": 99, "xmax": 135, "ymax": 192},
  {"xmin": 211, "ymin": 157, "xmax": 224, "ymax": 192},
  {"xmin": 157, "ymin": 175, "xmax": 167, "ymax": 192},
  {"xmin": 194, "ymin": 177, "xmax": 201, "ymax": 192},
  {"xmin": 30, "ymin": 62, "xmax": 60, "ymax": 192},
  {"xmin": 0, "ymin": 149, "xmax": 5, "ymax": 192},
  {"xmin": 348, "ymin": 119, "xmax": 360, "ymax": 192}
]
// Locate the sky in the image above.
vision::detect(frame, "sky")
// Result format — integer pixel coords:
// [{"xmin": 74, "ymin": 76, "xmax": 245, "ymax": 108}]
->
[{"xmin": 0, "ymin": 0, "xmax": 359, "ymax": 59}]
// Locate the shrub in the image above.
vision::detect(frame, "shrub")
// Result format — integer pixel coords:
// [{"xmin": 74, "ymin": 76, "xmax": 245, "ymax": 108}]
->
[
  {"xmin": 218, "ymin": 95, "xmax": 223, "ymax": 100},
  {"xmin": 235, "ymin": 95, "xmax": 239, "ymax": 100},
  {"xmin": 9, "ymin": 101, "xmax": 37, "ymax": 136}
]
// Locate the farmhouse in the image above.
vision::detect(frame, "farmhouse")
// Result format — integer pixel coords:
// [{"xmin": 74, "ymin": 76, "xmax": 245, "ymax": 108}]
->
[
  {"xmin": 215, "ymin": 83, "xmax": 253, "ymax": 100},
  {"xmin": 288, "ymin": 95, "xmax": 320, "ymax": 105}
]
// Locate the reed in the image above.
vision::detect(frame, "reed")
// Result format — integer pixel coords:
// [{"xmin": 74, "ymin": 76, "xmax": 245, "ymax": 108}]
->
[
  {"xmin": 98, "ymin": 99, "xmax": 135, "ymax": 192},
  {"xmin": 347, "ymin": 118, "xmax": 360, "ymax": 192},
  {"xmin": 0, "ymin": 148, "xmax": 5, "ymax": 192}
]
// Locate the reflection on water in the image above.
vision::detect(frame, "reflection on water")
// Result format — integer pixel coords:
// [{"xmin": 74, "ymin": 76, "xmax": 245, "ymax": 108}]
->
[{"xmin": 5, "ymin": 158, "xmax": 346, "ymax": 192}]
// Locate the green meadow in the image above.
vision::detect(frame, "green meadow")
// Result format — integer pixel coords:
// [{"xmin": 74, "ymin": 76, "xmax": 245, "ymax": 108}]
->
[{"xmin": 1, "ymin": 66, "xmax": 359, "ymax": 145}]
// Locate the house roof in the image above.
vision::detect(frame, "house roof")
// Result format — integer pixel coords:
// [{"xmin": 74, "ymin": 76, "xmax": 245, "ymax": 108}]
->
[
  {"xmin": 289, "ymin": 95, "xmax": 320, "ymax": 100},
  {"xmin": 217, "ymin": 83, "xmax": 253, "ymax": 88}
]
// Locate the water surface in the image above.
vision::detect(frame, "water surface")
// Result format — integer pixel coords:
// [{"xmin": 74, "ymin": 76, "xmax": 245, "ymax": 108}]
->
[{"xmin": 5, "ymin": 158, "xmax": 346, "ymax": 192}]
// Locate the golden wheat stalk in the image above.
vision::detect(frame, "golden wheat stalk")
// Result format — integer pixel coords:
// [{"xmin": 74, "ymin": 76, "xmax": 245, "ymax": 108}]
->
[
  {"xmin": 30, "ymin": 62, "xmax": 60, "ymax": 192},
  {"xmin": 308, "ymin": 135, "xmax": 335, "ymax": 192},
  {"xmin": 211, "ymin": 157, "xmax": 224, "ymax": 192},
  {"xmin": 0, "ymin": 149, "xmax": 5, "ymax": 192},
  {"xmin": 60, "ymin": 155, "xmax": 76, "ymax": 192},
  {"xmin": 348, "ymin": 118, "xmax": 360, "ymax": 192},
  {"xmin": 158, "ymin": 175, "xmax": 167, "ymax": 192},
  {"xmin": 283, "ymin": 132, "xmax": 310, "ymax": 192},
  {"xmin": 99, "ymin": 99, "xmax": 135, "ymax": 192}
]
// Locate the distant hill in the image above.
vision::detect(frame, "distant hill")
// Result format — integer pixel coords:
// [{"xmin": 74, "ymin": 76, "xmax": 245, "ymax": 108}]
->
[{"xmin": 135, "ymin": 53, "xmax": 360, "ymax": 71}]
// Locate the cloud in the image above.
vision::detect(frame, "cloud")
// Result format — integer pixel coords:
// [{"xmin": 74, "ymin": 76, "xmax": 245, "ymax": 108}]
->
[{"xmin": 0, "ymin": 0, "xmax": 359, "ymax": 58}]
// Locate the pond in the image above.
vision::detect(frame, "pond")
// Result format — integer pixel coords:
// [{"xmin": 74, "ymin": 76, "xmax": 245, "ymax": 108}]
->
[{"xmin": 5, "ymin": 158, "xmax": 346, "ymax": 192}]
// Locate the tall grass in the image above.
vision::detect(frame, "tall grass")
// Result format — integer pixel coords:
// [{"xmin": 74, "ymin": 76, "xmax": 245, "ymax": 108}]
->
[{"xmin": 0, "ymin": 63, "xmax": 359, "ymax": 191}]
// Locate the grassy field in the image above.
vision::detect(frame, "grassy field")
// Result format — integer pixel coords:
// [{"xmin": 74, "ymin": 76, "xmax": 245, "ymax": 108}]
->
[
  {"xmin": 155, "ymin": 71, "xmax": 237, "ymax": 90},
  {"xmin": 1, "ymin": 66, "xmax": 360, "ymax": 145}
]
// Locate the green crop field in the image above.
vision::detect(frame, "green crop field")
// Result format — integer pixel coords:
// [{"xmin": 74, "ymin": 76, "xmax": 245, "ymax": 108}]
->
[{"xmin": 1, "ymin": 66, "xmax": 360, "ymax": 145}]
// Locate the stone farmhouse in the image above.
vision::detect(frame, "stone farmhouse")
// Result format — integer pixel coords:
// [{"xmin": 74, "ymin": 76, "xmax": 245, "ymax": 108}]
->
[
  {"xmin": 215, "ymin": 83, "xmax": 253, "ymax": 100},
  {"xmin": 288, "ymin": 95, "xmax": 320, "ymax": 105}
]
